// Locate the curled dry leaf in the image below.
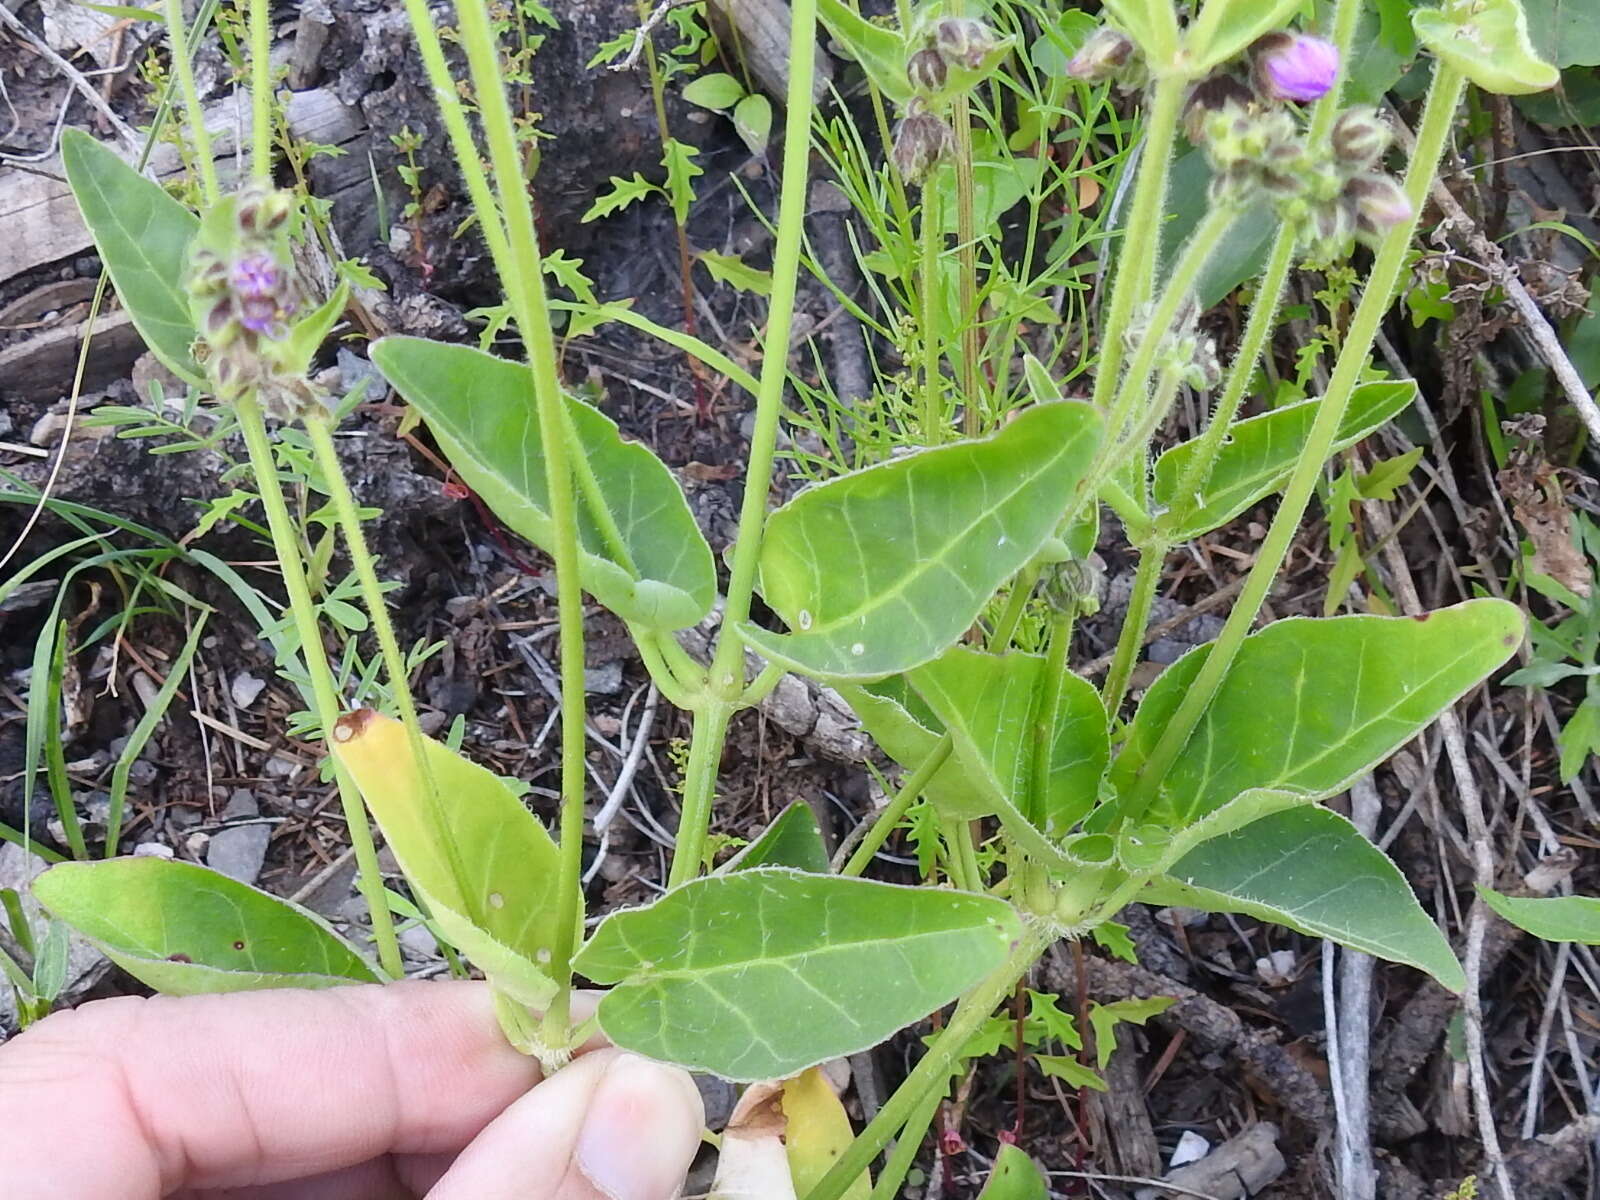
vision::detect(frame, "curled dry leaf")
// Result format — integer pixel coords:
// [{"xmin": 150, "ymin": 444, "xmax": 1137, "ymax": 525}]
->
[{"xmin": 1500, "ymin": 454, "xmax": 1591, "ymax": 599}]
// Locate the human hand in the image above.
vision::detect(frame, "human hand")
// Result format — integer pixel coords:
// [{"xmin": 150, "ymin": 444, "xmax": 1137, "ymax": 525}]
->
[{"xmin": 0, "ymin": 980, "xmax": 704, "ymax": 1199}]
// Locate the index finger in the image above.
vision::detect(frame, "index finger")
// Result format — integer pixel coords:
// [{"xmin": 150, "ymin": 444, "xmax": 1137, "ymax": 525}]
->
[{"xmin": 0, "ymin": 980, "xmax": 547, "ymax": 1196}]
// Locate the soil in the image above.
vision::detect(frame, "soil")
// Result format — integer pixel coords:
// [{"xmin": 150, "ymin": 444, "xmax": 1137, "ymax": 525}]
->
[{"xmin": 4, "ymin": 2, "xmax": 1600, "ymax": 1198}]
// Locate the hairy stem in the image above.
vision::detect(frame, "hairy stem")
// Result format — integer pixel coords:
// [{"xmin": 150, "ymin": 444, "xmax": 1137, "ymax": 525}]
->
[
  {"xmin": 919, "ymin": 180, "xmax": 945, "ymax": 443},
  {"xmin": 667, "ymin": 0, "xmax": 820, "ymax": 883},
  {"xmin": 952, "ymin": 92, "xmax": 981, "ymax": 437},
  {"xmin": 164, "ymin": 0, "xmax": 218, "ymax": 202},
  {"xmin": 1102, "ymin": 539, "xmax": 1163, "ymax": 719},
  {"xmin": 248, "ymin": 0, "xmax": 271, "ymax": 179},
  {"xmin": 1088, "ymin": 71, "xmax": 1185, "ymax": 413},
  {"xmin": 1118, "ymin": 63, "xmax": 1469, "ymax": 822},
  {"xmin": 804, "ymin": 923, "xmax": 1053, "ymax": 1200},
  {"xmin": 443, "ymin": 0, "xmax": 590, "ymax": 1042},
  {"xmin": 840, "ymin": 739, "xmax": 953, "ymax": 877},
  {"xmin": 237, "ymin": 397, "xmax": 402, "ymax": 978}
]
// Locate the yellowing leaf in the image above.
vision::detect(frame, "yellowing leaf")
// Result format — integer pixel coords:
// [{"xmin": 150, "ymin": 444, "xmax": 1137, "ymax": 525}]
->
[
  {"xmin": 782, "ymin": 1067, "xmax": 870, "ymax": 1200},
  {"xmin": 330, "ymin": 708, "xmax": 574, "ymax": 1006}
]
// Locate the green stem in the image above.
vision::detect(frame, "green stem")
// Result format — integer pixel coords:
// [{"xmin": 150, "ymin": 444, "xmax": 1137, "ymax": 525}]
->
[
  {"xmin": 1117, "ymin": 64, "xmax": 1469, "ymax": 823},
  {"xmin": 1101, "ymin": 540, "xmax": 1161, "ymax": 718},
  {"xmin": 668, "ymin": 701, "xmax": 731, "ymax": 887},
  {"xmin": 1027, "ymin": 609, "xmax": 1073, "ymax": 824},
  {"xmin": 919, "ymin": 181, "xmax": 945, "ymax": 444},
  {"xmin": 446, "ymin": 0, "xmax": 590, "ymax": 1043},
  {"xmin": 305, "ymin": 414, "xmax": 479, "ymax": 926},
  {"xmin": 870, "ymin": 1081, "xmax": 943, "ymax": 1200},
  {"xmin": 248, "ymin": 0, "xmax": 271, "ymax": 179},
  {"xmin": 952, "ymin": 93, "xmax": 981, "ymax": 438},
  {"xmin": 803, "ymin": 922, "xmax": 1053, "ymax": 1200},
  {"xmin": 164, "ymin": 0, "xmax": 218, "ymax": 203},
  {"xmin": 841, "ymin": 738, "xmax": 953, "ymax": 877},
  {"xmin": 236, "ymin": 396, "xmax": 403, "ymax": 978},
  {"xmin": 666, "ymin": 0, "xmax": 820, "ymax": 884},
  {"xmin": 1161, "ymin": 228, "xmax": 1296, "ymax": 527},
  {"xmin": 1088, "ymin": 72, "xmax": 1185, "ymax": 413},
  {"xmin": 1105, "ymin": 203, "xmax": 1238, "ymax": 450}
]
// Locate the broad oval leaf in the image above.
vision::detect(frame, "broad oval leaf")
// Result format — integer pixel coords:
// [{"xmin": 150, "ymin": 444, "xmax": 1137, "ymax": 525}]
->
[
  {"xmin": 331, "ymin": 707, "xmax": 573, "ymax": 1006},
  {"xmin": 1141, "ymin": 805, "xmax": 1465, "ymax": 990},
  {"xmin": 371, "ymin": 337, "xmax": 715, "ymax": 631},
  {"xmin": 1110, "ymin": 599, "xmax": 1523, "ymax": 826},
  {"xmin": 573, "ymin": 869, "xmax": 1023, "ymax": 1081},
  {"xmin": 1154, "ymin": 381, "xmax": 1417, "ymax": 540},
  {"xmin": 682, "ymin": 71, "xmax": 745, "ymax": 110},
  {"xmin": 33, "ymin": 858, "xmax": 378, "ymax": 993},
  {"xmin": 816, "ymin": 0, "xmax": 910, "ymax": 104},
  {"xmin": 908, "ymin": 645, "xmax": 1108, "ymax": 838},
  {"xmin": 722, "ymin": 801, "xmax": 831, "ymax": 873},
  {"xmin": 1412, "ymin": 0, "xmax": 1559, "ymax": 94},
  {"xmin": 61, "ymin": 128, "xmax": 204, "ymax": 387},
  {"xmin": 979, "ymin": 1145, "xmax": 1048, "ymax": 1200},
  {"xmin": 740, "ymin": 402, "xmax": 1103, "ymax": 680},
  {"xmin": 1479, "ymin": 887, "xmax": 1600, "ymax": 944}
]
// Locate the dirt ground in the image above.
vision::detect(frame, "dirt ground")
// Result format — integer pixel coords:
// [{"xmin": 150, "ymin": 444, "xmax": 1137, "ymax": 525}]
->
[{"xmin": 4, "ymin": 1, "xmax": 1600, "ymax": 1196}]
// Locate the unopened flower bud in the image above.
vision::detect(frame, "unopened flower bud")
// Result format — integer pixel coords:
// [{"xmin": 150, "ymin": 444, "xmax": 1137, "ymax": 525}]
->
[
  {"xmin": 238, "ymin": 294, "xmax": 280, "ymax": 334},
  {"xmin": 204, "ymin": 298, "xmax": 238, "ymax": 343},
  {"xmin": 907, "ymin": 47, "xmax": 948, "ymax": 94},
  {"xmin": 935, "ymin": 17, "xmax": 1001, "ymax": 70},
  {"xmin": 1302, "ymin": 198, "xmax": 1356, "ymax": 262},
  {"xmin": 1253, "ymin": 32, "xmax": 1339, "ymax": 103},
  {"xmin": 1066, "ymin": 26, "xmax": 1133, "ymax": 82},
  {"xmin": 235, "ymin": 184, "xmax": 293, "ymax": 236},
  {"xmin": 1345, "ymin": 173, "xmax": 1412, "ymax": 237},
  {"xmin": 1329, "ymin": 107, "xmax": 1390, "ymax": 170},
  {"xmin": 892, "ymin": 108, "xmax": 954, "ymax": 184},
  {"xmin": 1187, "ymin": 337, "xmax": 1222, "ymax": 391},
  {"xmin": 1184, "ymin": 74, "xmax": 1254, "ymax": 142}
]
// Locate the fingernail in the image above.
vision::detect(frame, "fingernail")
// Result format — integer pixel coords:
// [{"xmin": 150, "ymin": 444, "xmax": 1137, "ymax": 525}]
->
[{"xmin": 576, "ymin": 1053, "xmax": 701, "ymax": 1200}]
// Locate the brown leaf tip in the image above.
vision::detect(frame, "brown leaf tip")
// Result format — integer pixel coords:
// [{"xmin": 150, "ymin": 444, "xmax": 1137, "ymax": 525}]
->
[{"xmin": 333, "ymin": 707, "xmax": 377, "ymax": 744}]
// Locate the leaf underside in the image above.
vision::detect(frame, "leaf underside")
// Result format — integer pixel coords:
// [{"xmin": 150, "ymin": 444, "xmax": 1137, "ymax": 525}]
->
[{"xmin": 33, "ymin": 858, "xmax": 377, "ymax": 994}]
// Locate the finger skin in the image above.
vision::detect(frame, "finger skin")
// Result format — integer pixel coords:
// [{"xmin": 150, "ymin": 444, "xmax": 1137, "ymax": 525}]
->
[
  {"xmin": 0, "ymin": 981, "xmax": 542, "ymax": 1197},
  {"xmin": 427, "ymin": 1048, "xmax": 705, "ymax": 1200}
]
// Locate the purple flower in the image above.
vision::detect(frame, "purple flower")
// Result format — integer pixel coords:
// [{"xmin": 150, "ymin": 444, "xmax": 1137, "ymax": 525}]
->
[
  {"xmin": 231, "ymin": 253, "xmax": 281, "ymax": 301},
  {"xmin": 1255, "ymin": 34, "xmax": 1339, "ymax": 103},
  {"xmin": 238, "ymin": 294, "xmax": 279, "ymax": 334}
]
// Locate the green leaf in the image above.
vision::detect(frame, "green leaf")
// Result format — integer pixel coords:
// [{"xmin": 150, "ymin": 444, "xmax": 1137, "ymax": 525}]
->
[
  {"xmin": 698, "ymin": 249, "xmax": 772, "ymax": 296},
  {"xmin": 371, "ymin": 337, "xmax": 715, "ymax": 631},
  {"xmin": 681, "ymin": 71, "xmax": 746, "ymax": 109},
  {"xmin": 1518, "ymin": 0, "xmax": 1600, "ymax": 68},
  {"xmin": 1185, "ymin": 0, "xmax": 1300, "ymax": 72},
  {"xmin": 1110, "ymin": 600, "xmax": 1524, "ymax": 825},
  {"xmin": 721, "ymin": 801, "xmax": 831, "ymax": 873},
  {"xmin": 1480, "ymin": 887, "xmax": 1600, "ymax": 943},
  {"xmin": 60, "ymin": 128, "xmax": 203, "ymax": 387},
  {"xmin": 1558, "ymin": 696, "xmax": 1600, "ymax": 783},
  {"xmin": 574, "ymin": 869, "xmax": 1023, "ymax": 1080},
  {"xmin": 739, "ymin": 402, "xmax": 1103, "ymax": 680},
  {"xmin": 582, "ymin": 173, "xmax": 659, "ymax": 222},
  {"xmin": 1034, "ymin": 1054, "xmax": 1105, "ymax": 1090},
  {"xmin": 80, "ymin": 2, "xmax": 164, "ymax": 18},
  {"xmin": 1087, "ymin": 995, "xmax": 1173, "ymax": 1068},
  {"xmin": 33, "ymin": 858, "xmax": 379, "ymax": 993},
  {"xmin": 1102, "ymin": 0, "xmax": 1180, "ymax": 58},
  {"xmin": 330, "ymin": 707, "xmax": 572, "ymax": 1006},
  {"xmin": 661, "ymin": 138, "xmax": 702, "ymax": 225},
  {"xmin": 816, "ymin": 0, "xmax": 910, "ymax": 104},
  {"xmin": 273, "ymin": 279, "xmax": 349, "ymax": 379},
  {"xmin": 1154, "ymin": 382, "xmax": 1418, "ymax": 540},
  {"xmin": 1142, "ymin": 806, "xmax": 1465, "ymax": 990},
  {"xmin": 733, "ymin": 92, "xmax": 773, "ymax": 154},
  {"xmin": 979, "ymin": 1145, "xmax": 1049, "ymax": 1200},
  {"xmin": 908, "ymin": 645, "xmax": 1108, "ymax": 837},
  {"xmin": 1413, "ymin": 0, "xmax": 1559, "ymax": 94}
]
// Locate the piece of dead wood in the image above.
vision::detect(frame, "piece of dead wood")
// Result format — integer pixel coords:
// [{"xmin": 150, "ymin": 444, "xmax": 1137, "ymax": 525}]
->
[
  {"xmin": 703, "ymin": 0, "xmax": 833, "ymax": 105},
  {"xmin": 1, "ymin": 85, "xmax": 367, "ymax": 285},
  {"xmin": 1091, "ymin": 1040, "xmax": 1163, "ymax": 1182},
  {"xmin": 676, "ymin": 605, "xmax": 874, "ymax": 764},
  {"xmin": 1503, "ymin": 1115, "xmax": 1600, "ymax": 1200},
  {"xmin": 0, "ymin": 306, "xmax": 142, "ymax": 403},
  {"xmin": 1045, "ymin": 950, "xmax": 1330, "ymax": 1129},
  {"xmin": 1132, "ymin": 1122, "xmax": 1285, "ymax": 1200}
]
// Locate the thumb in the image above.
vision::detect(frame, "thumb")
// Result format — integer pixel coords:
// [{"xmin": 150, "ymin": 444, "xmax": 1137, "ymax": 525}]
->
[{"xmin": 425, "ymin": 1047, "xmax": 704, "ymax": 1200}]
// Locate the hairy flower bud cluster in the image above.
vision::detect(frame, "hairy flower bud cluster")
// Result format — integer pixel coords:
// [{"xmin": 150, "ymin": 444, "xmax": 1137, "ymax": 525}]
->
[
  {"xmin": 1066, "ymin": 26, "xmax": 1135, "ymax": 83},
  {"xmin": 186, "ymin": 184, "xmax": 313, "ymax": 413},
  {"xmin": 891, "ymin": 99, "xmax": 956, "ymax": 184},
  {"xmin": 1252, "ymin": 32, "xmax": 1339, "ymax": 103}
]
